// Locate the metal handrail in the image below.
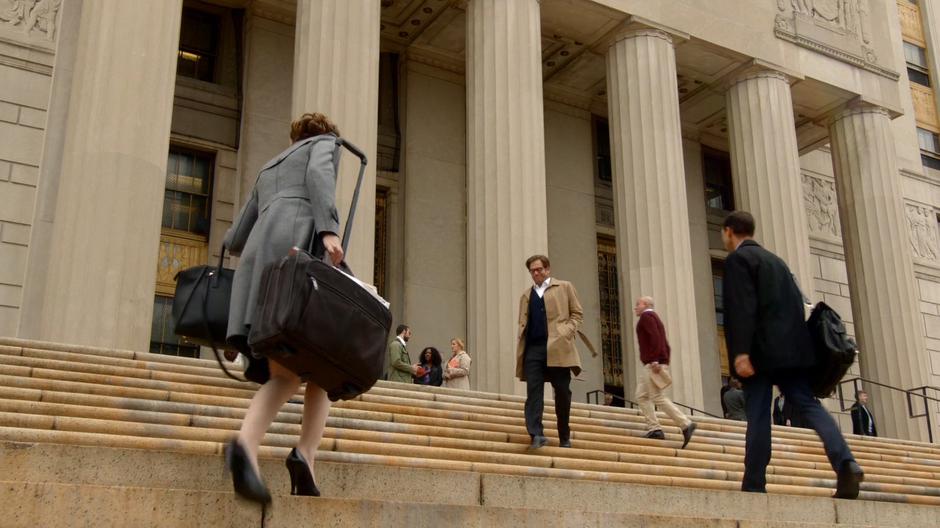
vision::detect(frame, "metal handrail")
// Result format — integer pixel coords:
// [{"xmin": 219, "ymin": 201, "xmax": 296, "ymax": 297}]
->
[
  {"xmin": 586, "ymin": 389, "xmax": 638, "ymax": 409},
  {"xmin": 586, "ymin": 390, "xmax": 720, "ymax": 418},
  {"xmin": 836, "ymin": 377, "xmax": 940, "ymax": 443}
]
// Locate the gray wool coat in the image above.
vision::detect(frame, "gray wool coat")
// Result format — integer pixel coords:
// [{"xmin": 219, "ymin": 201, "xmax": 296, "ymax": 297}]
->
[{"xmin": 224, "ymin": 134, "xmax": 341, "ymax": 342}]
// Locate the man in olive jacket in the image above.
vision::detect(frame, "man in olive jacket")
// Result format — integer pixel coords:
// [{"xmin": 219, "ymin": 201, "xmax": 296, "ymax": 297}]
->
[
  {"xmin": 516, "ymin": 255, "xmax": 596, "ymax": 449},
  {"xmin": 387, "ymin": 325, "xmax": 415, "ymax": 383}
]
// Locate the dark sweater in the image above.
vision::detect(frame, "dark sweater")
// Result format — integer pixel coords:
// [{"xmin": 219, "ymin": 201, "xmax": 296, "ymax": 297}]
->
[
  {"xmin": 636, "ymin": 310, "xmax": 670, "ymax": 365},
  {"xmin": 526, "ymin": 289, "xmax": 548, "ymax": 347}
]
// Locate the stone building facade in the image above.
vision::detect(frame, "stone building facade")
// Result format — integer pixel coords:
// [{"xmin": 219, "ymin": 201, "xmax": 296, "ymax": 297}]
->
[{"xmin": 1, "ymin": 0, "xmax": 940, "ymax": 441}]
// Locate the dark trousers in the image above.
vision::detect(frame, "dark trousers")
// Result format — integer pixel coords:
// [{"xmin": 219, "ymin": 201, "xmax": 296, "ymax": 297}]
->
[
  {"xmin": 523, "ymin": 344, "xmax": 572, "ymax": 440},
  {"xmin": 742, "ymin": 370, "xmax": 855, "ymax": 492}
]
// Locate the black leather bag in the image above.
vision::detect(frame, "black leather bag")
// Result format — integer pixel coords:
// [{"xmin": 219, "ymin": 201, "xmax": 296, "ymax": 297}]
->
[
  {"xmin": 172, "ymin": 248, "xmax": 233, "ymax": 348},
  {"xmin": 172, "ymin": 248, "xmax": 246, "ymax": 381},
  {"xmin": 248, "ymin": 250, "xmax": 392, "ymax": 401},
  {"xmin": 807, "ymin": 301, "xmax": 858, "ymax": 397},
  {"xmin": 248, "ymin": 138, "xmax": 392, "ymax": 401}
]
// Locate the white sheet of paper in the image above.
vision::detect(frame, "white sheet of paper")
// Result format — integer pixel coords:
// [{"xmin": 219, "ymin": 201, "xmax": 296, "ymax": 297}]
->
[{"xmin": 333, "ymin": 266, "xmax": 391, "ymax": 309}]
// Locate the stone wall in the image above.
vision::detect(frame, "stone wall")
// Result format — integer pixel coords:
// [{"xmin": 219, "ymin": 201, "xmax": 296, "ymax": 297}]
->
[
  {"xmin": 0, "ymin": 4, "xmax": 59, "ymax": 336},
  {"xmin": 544, "ymin": 103, "xmax": 605, "ymax": 400},
  {"xmin": 401, "ymin": 60, "xmax": 469, "ymax": 380},
  {"xmin": 801, "ymin": 148, "xmax": 940, "ymax": 437}
]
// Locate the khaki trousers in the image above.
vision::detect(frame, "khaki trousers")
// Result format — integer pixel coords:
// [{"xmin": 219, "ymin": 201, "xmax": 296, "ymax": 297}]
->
[{"xmin": 635, "ymin": 364, "xmax": 690, "ymax": 432}]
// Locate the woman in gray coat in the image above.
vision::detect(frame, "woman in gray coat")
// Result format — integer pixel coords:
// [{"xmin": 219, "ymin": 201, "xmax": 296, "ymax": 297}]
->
[{"xmin": 223, "ymin": 113, "xmax": 345, "ymax": 504}]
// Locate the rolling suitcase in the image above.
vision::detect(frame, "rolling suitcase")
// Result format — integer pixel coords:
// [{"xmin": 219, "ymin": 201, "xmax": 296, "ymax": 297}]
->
[{"xmin": 248, "ymin": 138, "xmax": 393, "ymax": 401}]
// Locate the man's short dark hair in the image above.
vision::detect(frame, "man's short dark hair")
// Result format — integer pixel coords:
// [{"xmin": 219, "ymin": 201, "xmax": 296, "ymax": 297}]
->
[
  {"xmin": 855, "ymin": 390, "xmax": 867, "ymax": 399},
  {"xmin": 723, "ymin": 211, "xmax": 756, "ymax": 236},
  {"xmin": 396, "ymin": 324, "xmax": 410, "ymax": 336},
  {"xmin": 525, "ymin": 254, "xmax": 550, "ymax": 270}
]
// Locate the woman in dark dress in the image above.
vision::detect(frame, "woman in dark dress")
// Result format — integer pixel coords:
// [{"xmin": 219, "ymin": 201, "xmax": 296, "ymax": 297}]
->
[{"xmin": 413, "ymin": 347, "xmax": 443, "ymax": 387}]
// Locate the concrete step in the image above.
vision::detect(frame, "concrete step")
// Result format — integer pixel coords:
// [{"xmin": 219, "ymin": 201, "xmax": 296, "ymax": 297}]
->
[
  {"xmin": 2, "ymin": 339, "xmax": 937, "ymax": 461},
  {"xmin": 1, "ymin": 444, "xmax": 929, "ymax": 527},
  {"xmin": 0, "ymin": 479, "xmax": 889, "ymax": 528},
  {"xmin": 1, "ymin": 338, "xmax": 939, "ymax": 512},
  {"xmin": 1, "ymin": 396, "xmax": 938, "ymax": 493},
  {"xmin": 1, "ymin": 348, "xmax": 937, "ymax": 464},
  {"xmin": 1, "ymin": 363, "xmax": 938, "ymax": 483}
]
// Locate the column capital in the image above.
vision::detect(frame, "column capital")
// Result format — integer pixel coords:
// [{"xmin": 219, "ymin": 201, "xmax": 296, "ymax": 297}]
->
[
  {"xmin": 609, "ymin": 15, "xmax": 689, "ymax": 49},
  {"xmin": 824, "ymin": 97, "xmax": 901, "ymax": 127},
  {"xmin": 721, "ymin": 59, "xmax": 803, "ymax": 91}
]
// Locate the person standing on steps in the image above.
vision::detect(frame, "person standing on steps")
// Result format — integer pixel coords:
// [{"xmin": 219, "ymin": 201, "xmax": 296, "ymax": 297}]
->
[
  {"xmin": 413, "ymin": 346, "xmax": 444, "ymax": 387},
  {"xmin": 721, "ymin": 210, "xmax": 864, "ymax": 499},
  {"xmin": 850, "ymin": 390, "xmax": 878, "ymax": 437},
  {"xmin": 723, "ymin": 378, "xmax": 747, "ymax": 422},
  {"xmin": 443, "ymin": 338, "xmax": 472, "ymax": 390},
  {"xmin": 386, "ymin": 325, "xmax": 416, "ymax": 383},
  {"xmin": 632, "ymin": 296, "xmax": 697, "ymax": 448},
  {"xmin": 222, "ymin": 112, "xmax": 346, "ymax": 504},
  {"xmin": 516, "ymin": 254, "xmax": 596, "ymax": 450}
]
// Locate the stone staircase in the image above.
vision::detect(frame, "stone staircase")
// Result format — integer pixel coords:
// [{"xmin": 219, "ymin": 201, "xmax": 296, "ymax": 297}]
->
[{"xmin": 0, "ymin": 337, "xmax": 937, "ymax": 527}]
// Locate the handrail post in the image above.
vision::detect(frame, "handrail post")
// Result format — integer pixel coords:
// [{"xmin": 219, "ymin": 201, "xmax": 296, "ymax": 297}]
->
[
  {"xmin": 837, "ymin": 381, "xmax": 847, "ymax": 412},
  {"xmin": 925, "ymin": 388, "xmax": 934, "ymax": 443}
]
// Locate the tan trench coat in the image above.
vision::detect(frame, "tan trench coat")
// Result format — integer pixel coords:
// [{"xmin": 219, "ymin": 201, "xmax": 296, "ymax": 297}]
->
[{"xmin": 515, "ymin": 279, "xmax": 597, "ymax": 381}]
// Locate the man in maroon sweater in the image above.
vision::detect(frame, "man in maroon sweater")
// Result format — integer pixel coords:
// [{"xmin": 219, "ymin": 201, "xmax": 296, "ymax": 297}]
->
[{"xmin": 634, "ymin": 296, "xmax": 697, "ymax": 448}]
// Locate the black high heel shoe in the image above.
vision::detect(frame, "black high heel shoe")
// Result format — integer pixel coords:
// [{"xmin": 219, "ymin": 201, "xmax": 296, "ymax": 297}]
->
[
  {"xmin": 285, "ymin": 448, "xmax": 321, "ymax": 497},
  {"xmin": 225, "ymin": 440, "xmax": 272, "ymax": 505}
]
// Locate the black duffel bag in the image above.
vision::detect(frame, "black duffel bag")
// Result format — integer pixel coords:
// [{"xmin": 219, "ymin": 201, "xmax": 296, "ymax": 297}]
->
[
  {"xmin": 172, "ymin": 247, "xmax": 246, "ymax": 381},
  {"xmin": 248, "ymin": 249, "xmax": 392, "ymax": 401},
  {"xmin": 807, "ymin": 301, "xmax": 857, "ymax": 397},
  {"xmin": 172, "ymin": 248, "xmax": 233, "ymax": 348}
]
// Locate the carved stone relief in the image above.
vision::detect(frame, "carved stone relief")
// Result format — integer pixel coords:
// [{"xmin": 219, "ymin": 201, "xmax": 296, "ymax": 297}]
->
[
  {"xmin": 0, "ymin": 0, "xmax": 61, "ymax": 41},
  {"xmin": 774, "ymin": 0, "xmax": 895, "ymax": 80},
  {"xmin": 906, "ymin": 203, "xmax": 940, "ymax": 262},
  {"xmin": 803, "ymin": 173, "xmax": 840, "ymax": 238}
]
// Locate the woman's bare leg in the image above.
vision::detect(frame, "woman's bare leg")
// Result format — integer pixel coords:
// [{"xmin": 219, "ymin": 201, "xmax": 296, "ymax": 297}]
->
[
  {"xmin": 237, "ymin": 360, "xmax": 301, "ymax": 472},
  {"xmin": 296, "ymin": 381, "xmax": 332, "ymax": 480}
]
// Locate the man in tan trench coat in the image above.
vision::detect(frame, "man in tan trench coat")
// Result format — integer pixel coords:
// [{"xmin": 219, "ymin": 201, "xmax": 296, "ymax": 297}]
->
[{"xmin": 516, "ymin": 255, "xmax": 596, "ymax": 449}]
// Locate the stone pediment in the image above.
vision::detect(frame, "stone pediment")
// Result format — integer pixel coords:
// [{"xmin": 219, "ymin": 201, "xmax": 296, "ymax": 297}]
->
[{"xmin": 774, "ymin": 0, "xmax": 897, "ymax": 80}]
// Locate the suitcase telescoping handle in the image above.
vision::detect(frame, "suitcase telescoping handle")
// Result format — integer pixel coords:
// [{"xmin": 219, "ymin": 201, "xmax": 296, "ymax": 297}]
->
[
  {"xmin": 336, "ymin": 137, "xmax": 367, "ymax": 255},
  {"xmin": 308, "ymin": 137, "xmax": 368, "ymax": 256}
]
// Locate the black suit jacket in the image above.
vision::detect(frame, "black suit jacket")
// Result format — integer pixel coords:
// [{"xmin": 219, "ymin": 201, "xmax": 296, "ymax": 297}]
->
[
  {"xmin": 772, "ymin": 396, "xmax": 807, "ymax": 427},
  {"xmin": 850, "ymin": 403, "xmax": 877, "ymax": 436},
  {"xmin": 723, "ymin": 240, "xmax": 815, "ymax": 377}
]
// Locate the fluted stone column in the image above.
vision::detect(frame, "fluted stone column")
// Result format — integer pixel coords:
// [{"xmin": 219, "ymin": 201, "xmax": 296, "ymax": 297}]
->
[
  {"xmin": 292, "ymin": 0, "xmax": 380, "ymax": 280},
  {"xmin": 726, "ymin": 70, "xmax": 815, "ymax": 296},
  {"xmin": 466, "ymin": 0, "xmax": 549, "ymax": 395},
  {"xmin": 829, "ymin": 105, "xmax": 931, "ymax": 441},
  {"xmin": 606, "ymin": 27, "xmax": 704, "ymax": 408},
  {"xmin": 27, "ymin": 0, "xmax": 182, "ymax": 350}
]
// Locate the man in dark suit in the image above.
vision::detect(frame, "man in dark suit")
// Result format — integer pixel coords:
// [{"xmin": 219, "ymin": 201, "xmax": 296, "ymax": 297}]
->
[
  {"xmin": 850, "ymin": 390, "xmax": 878, "ymax": 437},
  {"xmin": 721, "ymin": 211, "xmax": 863, "ymax": 499}
]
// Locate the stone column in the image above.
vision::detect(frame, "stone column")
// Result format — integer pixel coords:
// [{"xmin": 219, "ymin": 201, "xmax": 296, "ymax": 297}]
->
[
  {"xmin": 18, "ymin": 0, "xmax": 83, "ymax": 339},
  {"xmin": 829, "ymin": 104, "xmax": 932, "ymax": 441},
  {"xmin": 26, "ymin": 0, "xmax": 182, "ymax": 350},
  {"xmin": 606, "ymin": 26, "xmax": 704, "ymax": 408},
  {"xmin": 726, "ymin": 70, "xmax": 815, "ymax": 296},
  {"xmin": 292, "ymin": 0, "xmax": 380, "ymax": 280},
  {"xmin": 466, "ymin": 0, "xmax": 548, "ymax": 395}
]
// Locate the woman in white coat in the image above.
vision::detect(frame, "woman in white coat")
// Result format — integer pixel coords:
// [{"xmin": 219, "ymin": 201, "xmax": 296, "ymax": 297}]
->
[{"xmin": 443, "ymin": 338, "xmax": 472, "ymax": 390}]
